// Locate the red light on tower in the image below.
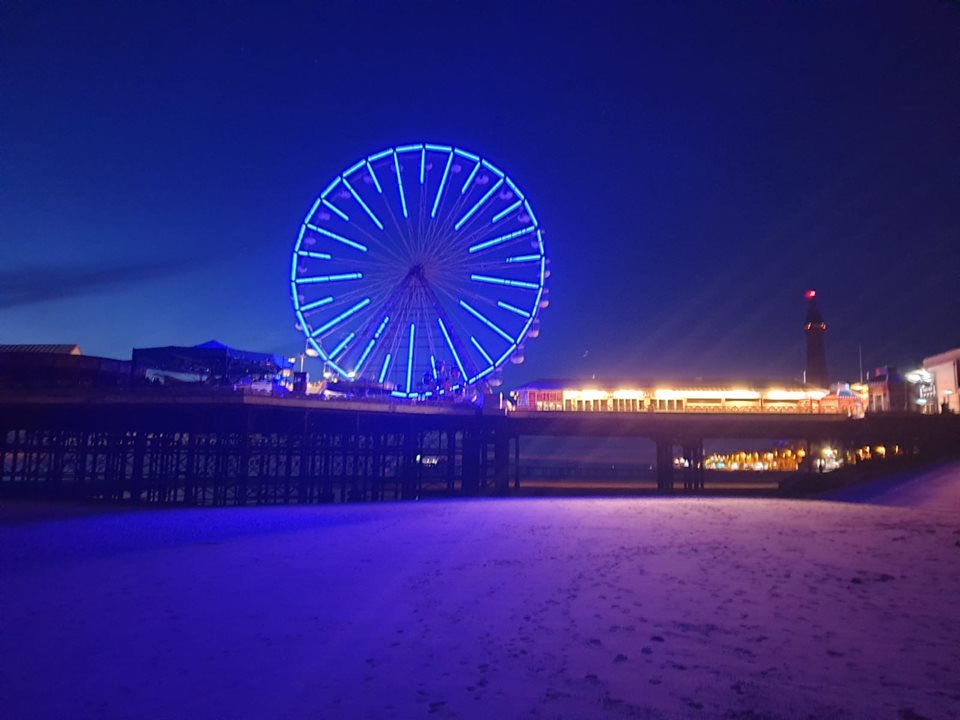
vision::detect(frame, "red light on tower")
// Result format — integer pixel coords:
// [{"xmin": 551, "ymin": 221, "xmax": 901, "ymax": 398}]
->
[{"xmin": 805, "ymin": 289, "xmax": 816, "ymax": 299}]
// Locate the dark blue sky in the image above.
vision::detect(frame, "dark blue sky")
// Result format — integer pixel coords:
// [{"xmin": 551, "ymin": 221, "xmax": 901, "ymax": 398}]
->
[{"xmin": 2, "ymin": 1, "xmax": 958, "ymax": 385}]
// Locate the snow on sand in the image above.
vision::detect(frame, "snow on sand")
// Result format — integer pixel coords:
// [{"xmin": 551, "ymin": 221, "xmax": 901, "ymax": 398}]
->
[{"xmin": 2, "ymin": 496, "xmax": 959, "ymax": 720}]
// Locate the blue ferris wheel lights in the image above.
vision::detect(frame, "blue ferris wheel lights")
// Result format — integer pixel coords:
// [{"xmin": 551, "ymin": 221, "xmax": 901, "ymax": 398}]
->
[
  {"xmin": 470, "ymin": 274, "xmax": 539, "ymax": 290},
  {"xmin": 460, "ymin": 161, "xmax": 480, "ymax": 194},
  {"xmin": 523, "ymin": 201, "xmax": 539, "ymax": 227},
  {"xmin": 378, "ymin": 353, "xmax": 392, "ymax": 384},
  {"xmin": 406, "ymin": 323, "xmax": 416, "ymax": 394},
  {"xmin": 437, "ymin": 316, "xmax": 467, "ymax": 380},
  {"xmin": 459, "ymin": 300, "xmax": 513, "ymax": 343},
  {"xmin": 344, "ymin": 158, "xmax": 367, "ymax": 177},
  {"xmin": 455, "ymin": 177, "xmax": 504, "ymax": 231},
  {"xmin": 491, "ymin": 200, "xmax": 523, "ymax": 225},
  {"xmin": 343, "ymin": 178, "xmax": 384, "ymax": 230},
  {"xmin": 504, "ymin": 177, "xmax": 525, "ymax": 200},
  {"xmin": 293, "ymin": 143, "xmax": 546, "ymax": 393},
  {"xmin": 470, "ymin": 336, "xmax": 494, "ymax": 366},
  {"xmin": 296, "ymin": 272, "xmax": 363, "ymax": 284},
  {"xmin": 321, "ymin": 177, "xmax": 341, "ymax": 199},
  {"xmin": 322, "ymin": 199, "xmax": 349, "ymax": 222},
  {"xmin": 299, "ymin": 296, "xmax": 334, "ymax": 313},
  {"xmin": 366, "ymin": 162, "xmax": 383, "ymax": 194},
  {"xmin": 329, "ymin": 332, "xmax": 355, "ymax": 359},
  {"xmin": 311, "ymin": 297, "xmax": 371, "ymax": 336},
  {"xmin": 392, "ymin": 151, "xmax": 409, "ymax": 218},
  {"xmin": 355, "ymin": 338, "xmax": 377, "ymax": 373},
  {"xmin": 454, "ymin": 148, "xmax": 479, "ymax": 162},
  {"xmin": 480, "ymin": 159, "xmax": 504, "ymax": 178},
  {"xmin": 297, "ymin": 250, "xmax": 332, "ymax": 260},
  {"xmin": 305, "ymin": 224, "xmax": 368, "ymax": 253},
  {"xmin": 431, "ymin": 152, "xmax": 453, "ymax": 218},
  {"xmin": 497, "ymin": 300, "xmax": 530, "ymax": 318},
  {"xmin": 468, "ymin": 225, "xmax": 536, "ymax": 254}
]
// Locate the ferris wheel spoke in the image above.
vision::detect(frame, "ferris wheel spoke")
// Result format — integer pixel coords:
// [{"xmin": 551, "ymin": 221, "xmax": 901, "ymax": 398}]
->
[
  {"xmin": 343, "ymin": 178, "xmax": 384, "ymax": 231},
  {"xmin": 458, "ymin": 300, "xmax": 515, "ymax": 344},
  {"xmin": 497, "ymin": 300, "xmax": 532, "ymax": 318},
  {"xmin": 470, "ymin": 274, "xmax": 540, "ymax": 290},
  {"xmin": 490, "ymin": 199, "xmax": 523, "ymax": 226},
  {"xmin": 310, "ymin": 298, "xmax": 372, "ymax": 337},
  {"xmin": 431, "ymin": 151, "xmax": 454, "ymax": 219},
  {"xmin": 305, "ymin": 224, "xmax": 368, "ymax": 253},
  {"xmin": 467, "ymin": 225, "xmax": 537, "ymax": 255},
  {"xmin": 454, "ymin": 178, "xmax": 504, "ymax": 232}
]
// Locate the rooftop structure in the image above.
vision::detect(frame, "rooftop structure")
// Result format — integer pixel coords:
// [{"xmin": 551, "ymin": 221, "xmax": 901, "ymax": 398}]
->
[{"xmin": 511, "ymin": 379, "xmax": 860, "ymax": 416}]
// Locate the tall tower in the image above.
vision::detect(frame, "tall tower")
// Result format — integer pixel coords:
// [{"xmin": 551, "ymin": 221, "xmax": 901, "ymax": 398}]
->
[{"xmin": 804, "ymin": 289, "xmax": 828, "ymax": 387}]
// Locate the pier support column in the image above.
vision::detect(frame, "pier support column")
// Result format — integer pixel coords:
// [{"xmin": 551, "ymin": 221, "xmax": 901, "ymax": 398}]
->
[
  {"xmin": 493, "ymin": 429, "xmax": 510, "ymax": 495},
  {"xmin": 655, "ymin": 438, "xmax": 674, "ymax": 493},
  {"xmin": 681, "ymin": 439, "xmax": 704, "ymax": 490},
  {"xmin": 514, "ymin": 435, "xmax": 521, "ymax": 489},
  {"xmin": 461, "ymin": 430, "xmax": 481, "ymax": 496}
]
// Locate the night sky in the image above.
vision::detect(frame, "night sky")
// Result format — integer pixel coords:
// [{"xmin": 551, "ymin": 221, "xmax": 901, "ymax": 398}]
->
[{"xmin": 2, "ymin": 1, "xmax": 958, "ymax": 386}]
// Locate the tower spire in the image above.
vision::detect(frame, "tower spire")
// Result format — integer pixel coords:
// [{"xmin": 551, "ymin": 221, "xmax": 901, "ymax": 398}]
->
[{"xmin": 803, "ymin": 289, "xmax": 828, "ymax": 387}]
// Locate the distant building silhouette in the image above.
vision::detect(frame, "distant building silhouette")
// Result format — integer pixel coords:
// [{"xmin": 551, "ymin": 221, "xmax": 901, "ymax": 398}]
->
[{"xmin": 803, "ymin": 290, "xmax": 828, "ymax": 387}]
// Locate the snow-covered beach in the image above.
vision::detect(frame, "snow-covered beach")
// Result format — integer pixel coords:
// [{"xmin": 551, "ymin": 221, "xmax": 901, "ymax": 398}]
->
[{"xmin": 2, "ymin": 465, "xmax": 959, "ymax": 720}]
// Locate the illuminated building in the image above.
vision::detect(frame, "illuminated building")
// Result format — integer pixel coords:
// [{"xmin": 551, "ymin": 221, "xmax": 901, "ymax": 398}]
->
[
  {"xmin": 512, "ymin": 380, "xmax": 845, "ymax": 415},
  {"xmin": 923, "ymin": 347, "xmax": 960, "ymax": 413},
  {"xmin": 803, "ymin": 289, "xmax": 828, "ymax": 387}
]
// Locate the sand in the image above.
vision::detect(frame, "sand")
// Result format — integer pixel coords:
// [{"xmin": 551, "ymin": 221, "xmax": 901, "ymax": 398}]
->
[{"xmin": 2, "ymin": 469, "xmax": 959, "ymax": 719}]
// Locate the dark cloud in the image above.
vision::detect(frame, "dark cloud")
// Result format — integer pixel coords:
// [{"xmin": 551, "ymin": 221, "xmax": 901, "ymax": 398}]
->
[{"xmin": 0, "ymin": 258, "xmax": 196, "ymax": 310}]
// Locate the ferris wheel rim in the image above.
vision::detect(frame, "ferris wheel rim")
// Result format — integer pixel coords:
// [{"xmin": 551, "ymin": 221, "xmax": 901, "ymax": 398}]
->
[{"xmin": 290, "ymin": 142, "xmax": 546, "ymax": 399}]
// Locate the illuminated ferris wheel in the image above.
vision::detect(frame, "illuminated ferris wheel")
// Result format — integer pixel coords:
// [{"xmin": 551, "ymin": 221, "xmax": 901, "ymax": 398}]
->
[{"xmin": 291, "ymin": 143, "xmax": 547, "ymax": 399}]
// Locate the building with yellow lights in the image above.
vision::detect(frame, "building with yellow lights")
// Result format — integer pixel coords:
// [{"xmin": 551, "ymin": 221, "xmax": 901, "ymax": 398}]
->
[{"xmin": 511, "ymin": 380, "xmax": 863, "ymax": 416}]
